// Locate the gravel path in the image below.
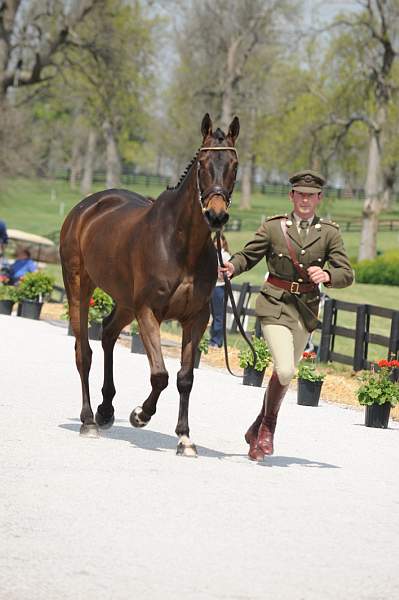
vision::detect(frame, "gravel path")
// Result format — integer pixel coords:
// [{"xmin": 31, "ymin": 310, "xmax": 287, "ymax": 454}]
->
[{"xmin": 1, "ymin": 315, "xmax": 398, "ymax": 600}]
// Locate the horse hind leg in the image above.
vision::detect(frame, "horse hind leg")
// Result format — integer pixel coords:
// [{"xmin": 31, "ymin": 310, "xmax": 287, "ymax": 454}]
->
[
  {"xmin": 63, "ymin": 263, "xmax": 97, "ymax": 438},
  {"xmin": 129, "ymin": 308, "xmax": 168, "ymax": 429},
  {"xmin": 95, "ymin": 305, "xmax": 134, "ymax": 429}
]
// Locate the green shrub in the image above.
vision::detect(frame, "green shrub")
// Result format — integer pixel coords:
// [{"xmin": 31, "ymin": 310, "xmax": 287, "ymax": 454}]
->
[
  {"xmin": 63, "ymin": 287, "xmax": 114, "ymax": 323},
  {"xmin": 239, "ymin": 336, "xmax": 272, "ymax": 372},
  {"xmin": 198, "ymin": 335, "xmax": 209, "ymax": 354},
  {"xmin": 16, "ymin": 271, "xmax": 54, "ymax": 301},
  {"xmin": 88, "ymin": 288, "xmax": 114, "ymax": 323},
  {"xmin": 0, "ymin": 284, "xmax": 18, "ymax": 302},
  {"xmin": 353, "ymin": 250, "xmax": 399, "ymax": 286}
]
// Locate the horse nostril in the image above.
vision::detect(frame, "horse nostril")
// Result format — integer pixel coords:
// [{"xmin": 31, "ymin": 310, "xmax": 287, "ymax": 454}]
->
[{"xmin": 220, "ymin": 212, "xmax": 229, "ymax": 225}]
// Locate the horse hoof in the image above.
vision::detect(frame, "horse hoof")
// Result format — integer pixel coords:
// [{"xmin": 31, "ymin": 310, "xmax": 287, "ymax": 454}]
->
[
  {"xmin": 176, "ymin": 442, "xmax": 198, "ymax": 458},
  {"xmin": 80, "ymin": 423, "xmax": 100, "ymax": 438},
  {"xmin": 130, "ymin": 407, "xmax": 150, "ymax": 428},
  {"xmin": 95, "ymin": 410, "xmax": 115, "ymax": 429}
]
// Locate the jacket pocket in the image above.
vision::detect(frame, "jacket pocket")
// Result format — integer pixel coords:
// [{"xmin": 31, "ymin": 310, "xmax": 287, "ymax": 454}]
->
[{"xmin": 256, "ymin": 284, "xmax": 284, "ymax": 318}]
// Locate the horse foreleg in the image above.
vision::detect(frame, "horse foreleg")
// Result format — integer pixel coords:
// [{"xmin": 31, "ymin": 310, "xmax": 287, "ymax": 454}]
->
[
  {"xmin": 64, "ymin": 267, "xmax": 97, "ymax": 437},
  {"xmin": 176, "ymin": 305, "xmax": 210, "ymax": 457},
  {"xmin": 96, "ymin": 305, "xmax": 134, "ymax": 429},
  {"xmin": 129, "ymin": 308, "xmax": 168, "ymax": 429}
]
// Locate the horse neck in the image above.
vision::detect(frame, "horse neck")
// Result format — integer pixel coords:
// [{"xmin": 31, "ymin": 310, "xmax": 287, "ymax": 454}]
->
[{"xmin": 170, "ymin": 161, "xmax": 211, "ymax": 259}]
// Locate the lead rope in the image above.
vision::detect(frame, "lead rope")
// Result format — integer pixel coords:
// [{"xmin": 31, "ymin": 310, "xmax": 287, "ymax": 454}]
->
[{"xmin": 215, "ymin": 230, "xmax": 257, "ymax": 377}]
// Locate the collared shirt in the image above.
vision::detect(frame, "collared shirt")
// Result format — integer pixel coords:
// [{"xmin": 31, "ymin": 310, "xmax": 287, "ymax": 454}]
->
[{"xmin": 292, "ymin": 212, "xmax": 313, "ymax": 236}]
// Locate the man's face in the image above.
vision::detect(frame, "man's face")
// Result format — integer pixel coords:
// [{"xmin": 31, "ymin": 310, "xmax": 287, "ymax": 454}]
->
[{"xmin": 290, "ymin": 190, "xmax": 322, "ymax": 219}]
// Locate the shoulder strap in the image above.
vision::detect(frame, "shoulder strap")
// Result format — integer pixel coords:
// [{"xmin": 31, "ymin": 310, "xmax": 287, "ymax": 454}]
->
[{"xmin": 280, "ymin": 218, "xmax": 309, "ymax": 281}]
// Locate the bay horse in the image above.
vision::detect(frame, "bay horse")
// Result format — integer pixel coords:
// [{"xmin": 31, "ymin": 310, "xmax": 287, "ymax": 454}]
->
[{"xmin": 60, "ymin": 113, "xmax": 239, "ymax": 457}]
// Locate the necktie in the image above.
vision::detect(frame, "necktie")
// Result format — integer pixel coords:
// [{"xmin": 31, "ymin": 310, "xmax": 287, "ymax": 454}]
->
[{"xmin": 299, "ymin": 220, "xmax": 308, "ymax": 244}]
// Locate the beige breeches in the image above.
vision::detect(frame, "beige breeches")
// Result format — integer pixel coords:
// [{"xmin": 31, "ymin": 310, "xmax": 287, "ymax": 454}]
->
[{"xmin": 261, "ymin": 320, "xmax": 309, "ymax": 386}]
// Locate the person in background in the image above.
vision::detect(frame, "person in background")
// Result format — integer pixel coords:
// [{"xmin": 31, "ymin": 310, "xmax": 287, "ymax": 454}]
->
[
  {"xmin": 220, "ymin": 170, "xmax": 353, "ymax": 461},
  {"xmin": 209, "ymin": 233, "xmax": 231, "ymax": 348},
  {"xmin": 0, "ymin": 220, "xmax": 8, "ymax": 266},
  {"xmin": 8, "ymin": 247, "xmax": 37, "ymax": 285}
]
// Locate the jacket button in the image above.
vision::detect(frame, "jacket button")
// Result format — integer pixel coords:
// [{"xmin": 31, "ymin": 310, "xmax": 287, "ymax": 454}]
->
[
  {"xmin": 301, "ymin": 249, "xmax": 306, "ymax": 255},
  {"xmin": 317, "ymin": 258, "xmax": 322, "ymax": 262},
  {"xmin": 278, "ymin": 253, "xmax": 283, "ymax": 257},
  {"xmin": 298, "ymin": 278, "xmax": 303, "ymax": 283},
  {"xmin": 299, "ymin": 263, "xmax": 303, "ymax": 267}
]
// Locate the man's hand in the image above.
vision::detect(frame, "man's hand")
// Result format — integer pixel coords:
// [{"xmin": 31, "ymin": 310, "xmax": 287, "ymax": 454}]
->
[
  {"xmin": 307, "ymin": 266, "xmax": 330, "ymax": 285},
  {"xmin": 218, "ymin": 261, "xmax": 235, "ymax": 280}
]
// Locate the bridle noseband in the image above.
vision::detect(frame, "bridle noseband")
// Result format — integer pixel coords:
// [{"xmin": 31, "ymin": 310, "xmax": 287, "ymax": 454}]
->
[{"xmin": 198, "ymin": 146, "xmax": 238, "ymax": 209}]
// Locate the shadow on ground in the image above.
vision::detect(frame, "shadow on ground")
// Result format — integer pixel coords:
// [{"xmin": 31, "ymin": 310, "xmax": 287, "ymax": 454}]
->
[{"xmin": 59, "ymin": 421, "xmax": 339, "ymax": 469}]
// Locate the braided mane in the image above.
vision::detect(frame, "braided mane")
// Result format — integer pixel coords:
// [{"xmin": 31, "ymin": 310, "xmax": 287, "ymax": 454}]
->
[{"xmin": 167, "ymin": 149, "xmax": 200, "ymax": 191}]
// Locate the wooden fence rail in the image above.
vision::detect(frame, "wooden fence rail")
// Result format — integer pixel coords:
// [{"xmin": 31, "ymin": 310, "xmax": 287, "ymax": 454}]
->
[{"xmin": 226, "ymin": 284, "xmax": 399, "ymax": 372}]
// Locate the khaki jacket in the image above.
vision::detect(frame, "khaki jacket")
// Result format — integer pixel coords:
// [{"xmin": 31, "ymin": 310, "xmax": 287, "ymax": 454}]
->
[{"xmin": 230, "ymin": 213, "xmax": 354, "ymax": 332}]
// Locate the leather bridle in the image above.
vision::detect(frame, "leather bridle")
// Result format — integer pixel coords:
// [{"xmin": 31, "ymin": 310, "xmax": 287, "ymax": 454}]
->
[{"xmin": 197, "ymin": 146, "xmax": 238, "ymax": 209}]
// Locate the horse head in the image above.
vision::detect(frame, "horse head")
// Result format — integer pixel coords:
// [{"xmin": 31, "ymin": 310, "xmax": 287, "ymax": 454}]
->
[{"xmin": 198, "ymin": 113, "xmax": 240, "ymax": 230}]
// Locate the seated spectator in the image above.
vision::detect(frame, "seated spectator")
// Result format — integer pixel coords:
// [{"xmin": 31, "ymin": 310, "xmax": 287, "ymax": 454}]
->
[
  {"xmin": 8, "ymin": 248, "xmax": 37, "ymax": 285},
  {"xmin": 0, "ymin": 220, "xmax": 8, "ymax": 268}
]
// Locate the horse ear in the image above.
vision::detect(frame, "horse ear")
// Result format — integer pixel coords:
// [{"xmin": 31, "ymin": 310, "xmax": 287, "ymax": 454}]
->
[
  {"xmin": 201, "ymin": 113, "xmax": 213, "ymax": 139},
  {"xmin": 228, "ymin": 116, "xmax": 240, "ymax": 143}
]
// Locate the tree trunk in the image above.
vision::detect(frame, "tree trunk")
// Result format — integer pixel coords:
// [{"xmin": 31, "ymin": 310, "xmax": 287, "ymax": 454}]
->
[
  {"xmin": 69, "ymin": 137, "xmax": 82, "ymax": 190},
  {"xmin": 239, "ymin": 162, "xmax": 252, "ymax": 209},
  {"xmin": 221, "ymin": 39, "xmax": 239, "ymax": 130},
  {"xmin": 381, "ymin": 163, "xmax": 397, "ymax": 211},
  {"xmin": 103, "ymin": 120, "xmax": 121, "ymax": 188},
  {"xmin": 80, "ymin": 129, "xmax": 97, "ymax": 196},
  {"xmin": 358, "ymin": 104, "xmax": 388, "ymax": 261}
]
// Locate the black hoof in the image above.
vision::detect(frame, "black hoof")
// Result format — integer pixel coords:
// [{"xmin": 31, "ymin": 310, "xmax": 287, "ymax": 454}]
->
[
  {"xmin": 80, "ymin": 423, "xmax": 100, "ymax": 438},
  {"xmin": 130, "ymin": 406, "xmax": 150, "ymax": 428},
  {"xmin": 95, "ymin": 410, "xmax": 115, "ymax": 429},
  {"xmin": 176, "ymin": 442, "xmax": 198, "ymax": 458}
]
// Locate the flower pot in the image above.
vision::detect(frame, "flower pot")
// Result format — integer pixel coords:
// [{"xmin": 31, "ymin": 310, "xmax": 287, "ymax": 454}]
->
[
  {"xmin": 243, "ymin": 366, "xmax": 265, "ymax": 387},
  {"xmin": 297, "ymin": 379, "xmax": 323, "ymax": 406},
  {"xmin": 18, "ymin": 299, "xmax": 43, "ymax": 320},
  {"xmin": 131, "ymin": 332, "xmax": 146, "ymax": 354},
  {"xmin": 0, "ymin": 299, "xmax": 14, "ymax": 315},
  {"xmin": 194, "ymin": 348, "xmax": 201, "ymax": 369},
  {"xmin": 365, "ymin": 403, "xmax": 391, "ymax": 429},
  {"xmin": 88, "ymin": 321, "xmax": 102, "ymax": 340}
]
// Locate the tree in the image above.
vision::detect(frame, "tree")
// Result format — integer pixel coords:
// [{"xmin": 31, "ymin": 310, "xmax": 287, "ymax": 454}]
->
[
  {"xmin": 164, "ymin": 0, "xmax": 299, "ymax": 206},
  {"xmin": 0, "ymin": 0, "xmax": 99, "ymax": 102},
  {"xmin": 326, "ymin": 1, "xmax": 399, "ymax": 260}
]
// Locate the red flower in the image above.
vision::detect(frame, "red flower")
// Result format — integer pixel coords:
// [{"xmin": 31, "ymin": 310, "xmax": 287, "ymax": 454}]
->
[
  {"xmin": 89, "ymin": 297, "xmax": 95, "ymax": 306},
  {"xmin": 378, "ymin": 359, "xmax": 389, "ymax": 368},
  {"xmin": 388, "ymin": 360, "xmax": 399, "ymax": 368}
]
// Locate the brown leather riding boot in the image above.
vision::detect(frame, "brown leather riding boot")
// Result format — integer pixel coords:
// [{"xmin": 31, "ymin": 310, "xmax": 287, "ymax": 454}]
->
[
  {"xmin": 245, "ymin": 372, "xmax": 279, "ymax": 461},
  {"xmin": 256, "ymin": 374, "xmax": 290, "ymax": 460}
]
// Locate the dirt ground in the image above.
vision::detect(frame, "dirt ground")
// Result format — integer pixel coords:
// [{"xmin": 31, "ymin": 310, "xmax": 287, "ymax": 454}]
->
[{"xmin": 41, "ymin": 302, "xmax": 399, "ymax": 421}]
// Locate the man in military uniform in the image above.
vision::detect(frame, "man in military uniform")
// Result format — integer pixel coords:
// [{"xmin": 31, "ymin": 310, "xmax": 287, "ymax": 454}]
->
[{"xmin": 220, "ymin": 170, "xmax": 353, "ymax": 461}]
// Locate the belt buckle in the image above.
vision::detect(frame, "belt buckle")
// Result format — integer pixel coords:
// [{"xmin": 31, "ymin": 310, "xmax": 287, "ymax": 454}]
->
[{"xmin": 290, "ymin": 281, "xmax": 300, "ymax": 294}]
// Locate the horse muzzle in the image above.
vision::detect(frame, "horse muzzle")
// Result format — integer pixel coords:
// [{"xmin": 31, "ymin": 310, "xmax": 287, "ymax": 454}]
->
[{"xmin": 203, "ymin": 207, "xmax": 230, "ymax": 230}]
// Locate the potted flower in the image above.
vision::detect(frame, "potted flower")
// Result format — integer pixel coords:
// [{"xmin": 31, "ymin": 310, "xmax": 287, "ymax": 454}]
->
[
  {"xmin": 239, "ymin": 336, "xmax": 272, "ymax": 386},
  {"xmin": 63, "ymin": 288, "xmax": 114, "ymax": 339},
  {"xmin": 87, "ymin": 288, "xmax": 114, "ymax": 340},
  {"xmin": 16, "ymin": 271, "xmax": 54, "ymax": 320},
  {"xmin": 194, "ymin": 335, "xmax": 209, "ymax": 369},
  {"xmin": 297, "ymin": 351, "xmax": 325, "ymax": 406},
  {"xmin": 357, "ymin": 359, "xmax": 399, "ymax": 428},
  {"xmin": 130, "ymin": 320, "xmax": 146, "ymax": 354},
  {"xmin": 0, "ymin": 282, "xmax": 18, "ymax": 315}
]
